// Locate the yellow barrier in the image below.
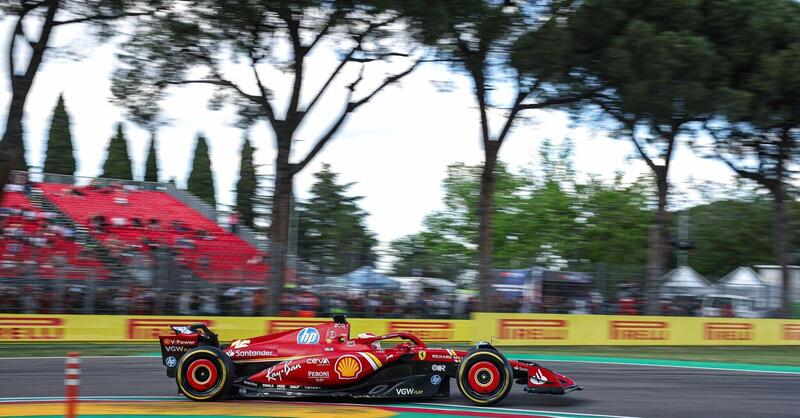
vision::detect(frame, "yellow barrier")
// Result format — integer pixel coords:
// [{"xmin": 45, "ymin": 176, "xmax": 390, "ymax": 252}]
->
[
  {"xmin": 472, "ymin": 313, "xmax": 800, "ymax": 346},
  {"xmin": 0, "ymin": 313, "xmax": 798, "ymax": 345},
  {"xmin": 0, "ymin": 315, "xmax": 473, "ymax": 343}
]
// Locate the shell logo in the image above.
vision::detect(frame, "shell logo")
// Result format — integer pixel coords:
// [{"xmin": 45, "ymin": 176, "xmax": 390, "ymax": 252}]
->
[{"xmin": 334, "ymin": 355, "xmax": 362, "ymax": 379}]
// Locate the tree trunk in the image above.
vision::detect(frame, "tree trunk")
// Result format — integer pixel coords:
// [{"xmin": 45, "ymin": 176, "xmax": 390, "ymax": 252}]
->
[
  {"xmin": 0, "ymin": 82, "xmax": 30, "ymax": 197},
  {"xmin": 1, "ymin": 1, "xmax": 60, "ymax": 197},
  {"xmin": 477, "ymin": 148, "xmax": 498, "ymax": 312},
  {"xmin": 772, "ymin": 183, "xmax": 791, "ymax": 317},
  {"xmin": 644, "ymin": 167, "xmax": 669, "ymax": 315},
  {"xmin": 268, "ymin": 142, "xmax": 293, "ymax": 316}
]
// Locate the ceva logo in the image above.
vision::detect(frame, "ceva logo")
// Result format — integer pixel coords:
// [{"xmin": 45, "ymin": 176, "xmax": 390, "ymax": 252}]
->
[{"xmin": 297, "ymin": 327, "xmax": 320, "ymax": 344}]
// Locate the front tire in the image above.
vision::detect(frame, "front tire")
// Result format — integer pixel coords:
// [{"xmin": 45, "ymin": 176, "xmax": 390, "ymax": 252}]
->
[
  {"xmin": 456, "ymin": 347, "xmax": 513, "ymax": 406},
  {"xmin": 175, "ymin": 347, "xmax": 233, "ymax": 401}
]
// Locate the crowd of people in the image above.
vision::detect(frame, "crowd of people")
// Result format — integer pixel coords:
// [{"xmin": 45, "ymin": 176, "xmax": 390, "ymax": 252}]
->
[
  {"xmin": 0, "ymin": 283, "xmax": 477, "ymax": 319},
  {"xmin": 0, "ymin": 191, "xmax": 105, "ymax": 281}
]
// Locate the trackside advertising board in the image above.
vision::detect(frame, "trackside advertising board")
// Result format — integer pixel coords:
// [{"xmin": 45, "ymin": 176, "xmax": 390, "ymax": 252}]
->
[
  {"xmin": 0, "ymin": 314, "xmax": 799, "ymax": 345},
  {"xmin": 472, "ymin": 313, "xmax": 800, "ymax": 346},
  {"xmin": 0, "ymin": 315, "xmax": 474, "ymax": 343}
]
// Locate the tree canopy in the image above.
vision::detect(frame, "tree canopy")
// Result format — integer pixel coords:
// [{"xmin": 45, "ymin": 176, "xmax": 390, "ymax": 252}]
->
[
  {"xmin": 399, "ymin": 0, "xmax": 595, "ymax": 310},
  {"xmin": 111, "ymin": 0, "xmax": 422, "ymax": 313},
  {"xmin": 297, "ymin": 163, "xmax": 377, "ymax": 276},
  {"xmin": 391, "ymin": 142, "xmax": 654, "ymax": 284},
  {"xmin": 0, "ymin": 0, "xmax": 160, "ymax": 194}
]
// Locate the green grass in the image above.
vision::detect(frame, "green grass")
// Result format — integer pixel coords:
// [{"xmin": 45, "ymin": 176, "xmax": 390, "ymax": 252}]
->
[
  {"xmin": 0, "ymin": 343, "xmax": 158, "ymax": 357},
  {"xmin": 496, "ymin": 345, "xmax": 800, "ymax": 366},
  {"xmin": 1, "ymin": 344, "xmax": 799, "ymax": 367}
]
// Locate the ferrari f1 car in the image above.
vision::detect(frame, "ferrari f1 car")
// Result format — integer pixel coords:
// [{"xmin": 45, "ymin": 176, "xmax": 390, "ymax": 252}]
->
[{"xmin": 158, "ymin": 315, "xmax": 581, "ymax": 406}]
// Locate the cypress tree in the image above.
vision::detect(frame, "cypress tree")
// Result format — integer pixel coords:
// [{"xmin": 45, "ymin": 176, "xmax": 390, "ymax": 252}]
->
[
  {"xmin": 235, "ymin": 136, "xmax": 257, "ymax": 228},
  {"xmin": 43, "ymin": 94, "xmax": 77, "ymax": 175},
  {"xmin": 101, "ymin": 123, "xmax": 133, "ymax": 180},
  {"xmin": 187, "ymin": 133, "xmax": 216, "ymax": 207},
  {"xmin": 144, "ymin": 133, "xmax": 159, "ymax": 182}
]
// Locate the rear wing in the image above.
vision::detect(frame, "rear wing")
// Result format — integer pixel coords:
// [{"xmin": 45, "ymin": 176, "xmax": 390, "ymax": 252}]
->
[{"xmin": 159, "ymin": 324, "xmax": 219, "ymax": 377}]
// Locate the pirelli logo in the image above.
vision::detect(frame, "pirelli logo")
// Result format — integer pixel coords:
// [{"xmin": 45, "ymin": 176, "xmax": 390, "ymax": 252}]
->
[
  {"xmin": 704, "ymin": 323, "xmax": 754, "ymax": 341},
  {"xmin": 267, "ymin": 319, "xmax": 321, "ymax": 334},
  {"xmin": 388, "ymin": 321, "xmax": 454, "ymax": 341},
  {"xmin": 610, "ymin": 320, "xmax": 669, "ymax": 340},
  {"xmin": 498, "ymin": 319, "xmax": 568, "ymax": 340},
  {"xmin": 783, "ymin": 324, "xmax": 800, "ymax": 341},
  {"xmin": 0, "ymin": 317, "xmax": 64, "ymax": 340},
  {"xmin": 126, "ymin": 318, "xmax": 213, "ymax": 340}
]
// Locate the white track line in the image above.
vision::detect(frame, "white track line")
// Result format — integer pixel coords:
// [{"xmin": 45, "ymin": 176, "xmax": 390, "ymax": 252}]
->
[
  {"xmin": 412, "ymin": 402, "xmax": 642, "ymax": 418},
  {"xmin": 0, "ymin": 396, "xmax": 641, "ymax": 418},
  {"xmin": 539, "ymin": 358, "xmax": 800, "ymax": 375}
]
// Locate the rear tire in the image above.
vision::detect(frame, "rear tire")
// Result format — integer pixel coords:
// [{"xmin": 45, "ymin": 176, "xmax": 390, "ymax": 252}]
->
[
  {"xmin": 175, "ymin": 347, "xmax": 233, "ymax": 401},
  {"xmin": 456, "ymin": 347, "xmax": 513, "ymax": 406}
]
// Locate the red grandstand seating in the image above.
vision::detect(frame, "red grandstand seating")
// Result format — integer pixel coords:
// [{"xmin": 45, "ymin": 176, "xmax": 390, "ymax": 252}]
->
[
  {"xmin": 0, "ymin": 190, "xmax": 108, "ymax": 280},
  {"xmin": 38, "ymin": 183, "xmax": 268, "ymax": 284}
]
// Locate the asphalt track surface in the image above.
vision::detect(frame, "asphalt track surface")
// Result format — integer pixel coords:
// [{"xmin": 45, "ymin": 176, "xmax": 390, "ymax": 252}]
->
[{"xmin": 2, "ymin": 356, "xmax": 799, "ymax": 418}]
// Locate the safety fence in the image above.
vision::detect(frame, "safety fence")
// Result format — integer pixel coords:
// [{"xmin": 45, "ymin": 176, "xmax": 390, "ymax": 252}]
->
[{"xmin": 1, "ymin": 313, "xmax": 799, "ymax": 345}]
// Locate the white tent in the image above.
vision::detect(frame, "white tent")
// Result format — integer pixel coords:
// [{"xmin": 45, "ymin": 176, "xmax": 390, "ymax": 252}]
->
[
  {"xmin": 719, "ymin": 267, "xmax": 775, "ymax": 309},
  {"xmin": 659, "ymin": 266, "xmax": 712, "ymax": 297}
]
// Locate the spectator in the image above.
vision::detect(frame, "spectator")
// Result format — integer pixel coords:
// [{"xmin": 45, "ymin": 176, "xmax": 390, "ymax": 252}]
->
[
  {"xmin": 68, "ymin": 187, "xmax": 85, "ymax": 197},
  {"xmin": 178, "ymin": 291, "xmax": 193, "ymax": 315},
  {"xmin": 229, "ymin": 211, "xmax": 239, "ymax": 235},
  {"xmin": 171, "ymin": 220, "xmax": 191, "ymax": 233}
]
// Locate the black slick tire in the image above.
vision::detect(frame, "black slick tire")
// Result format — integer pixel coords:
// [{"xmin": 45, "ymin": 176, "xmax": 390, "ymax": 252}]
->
[{"xmin": 175, "ymin": 347, "xmax": 233, "ymax": 401}]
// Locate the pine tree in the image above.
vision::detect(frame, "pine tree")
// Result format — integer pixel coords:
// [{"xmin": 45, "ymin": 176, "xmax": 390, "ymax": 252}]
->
[
  {"xmin": 101, "ymin": 123, "xmax": 133, "ymax": 180},
  {"xmin": 187, "ymin": 133, "xmax": 216, "ymax": 207},
  {"xmin": 144, "ymin": 133, "xmax": 159, "ymax": 182},
  {"xmin": 235, "ymin": 136, "xmax": 257, "ymax": 228},
  {"xmin": 43, "ymin": 94, "xmax": 76, "ymax": 175},
  {"xmin": 297, "ymin": 163, "xmax": 377, "ymax": 275}
]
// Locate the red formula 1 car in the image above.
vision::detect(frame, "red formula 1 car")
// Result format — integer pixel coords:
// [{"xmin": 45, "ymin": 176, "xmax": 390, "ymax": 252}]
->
[{"xmin": 158, "ymin": 315, "xmax": 581, "ymax": 406}]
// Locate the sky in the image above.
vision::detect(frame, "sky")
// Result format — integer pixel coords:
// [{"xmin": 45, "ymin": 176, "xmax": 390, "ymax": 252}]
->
[{"xmin": 0, "ymin": 16, "xmax": 740, "ymax": 258}]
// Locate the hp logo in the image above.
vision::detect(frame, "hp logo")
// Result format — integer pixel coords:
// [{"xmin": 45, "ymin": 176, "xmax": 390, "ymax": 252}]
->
[
  {"xmin": 431, "ymin": 374, "xmax": 442, "ymax": 385},
  {"xmin": 297, "ymin": 327, "xmax": 320, "ymax": 344},
  {"xmin": 165, "ymin": 356, "xmax": 177, "ymax": 368}
]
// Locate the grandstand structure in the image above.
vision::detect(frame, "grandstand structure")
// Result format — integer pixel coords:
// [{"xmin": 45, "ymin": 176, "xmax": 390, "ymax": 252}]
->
[{"xmin": 1, "ymin": 172, "xmax": 270, "ymax": 288}]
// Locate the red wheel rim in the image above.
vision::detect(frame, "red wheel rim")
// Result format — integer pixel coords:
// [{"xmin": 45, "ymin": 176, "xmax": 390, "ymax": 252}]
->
[
  {"xmin": 468, "ymin": 361, "xmax": 500, "ymax": 394},
  {"xmin": 186, "ymin": 359, "xmax": 218, "ymax": 391}
]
